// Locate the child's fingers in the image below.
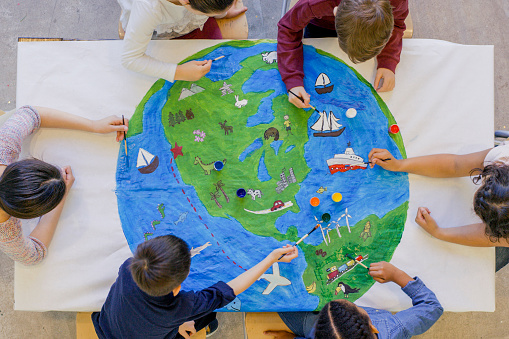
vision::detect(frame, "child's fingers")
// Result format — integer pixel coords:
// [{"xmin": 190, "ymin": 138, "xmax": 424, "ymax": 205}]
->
[{"xmin": 374, "ymin": 72, "xmax": 383, "ymax": 91}]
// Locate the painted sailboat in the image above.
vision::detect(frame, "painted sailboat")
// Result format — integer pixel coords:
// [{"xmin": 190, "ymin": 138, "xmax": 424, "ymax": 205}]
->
[
  {"xmin": 137, "ymin": 148, "xmax": 159, "ymax": 174},
  {"xmin": 310, "ymin": 111, "xmax": 345, "ymax": 137},
  {"xmin": 315, "ymin": 73, "xmax": 334, "ymax": 94},
  {"xmin": 327, "ymin": 144, "xmax": 367, "ymax": 174}
]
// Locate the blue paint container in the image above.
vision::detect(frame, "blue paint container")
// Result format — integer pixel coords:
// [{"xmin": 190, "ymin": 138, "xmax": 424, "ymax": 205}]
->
[
  {"xmin": 214, "ymin": 161, "xmax": 224, "ymax": 171},
  {"xmin": 236, "ymin": 188, "xmax": 246, "ymax": 198}
]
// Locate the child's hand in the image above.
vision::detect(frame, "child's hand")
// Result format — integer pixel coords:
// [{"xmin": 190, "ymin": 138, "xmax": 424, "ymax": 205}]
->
[
  {"xmin": 263, "ymin": 330, "xmax": 296, "ymax": 339},
  {"xmin": 178, "ymin": 320, "xmax": 196, "ymax": 339},
  {"xmin": 369, "ymin": 261, "xmax": 413, "ymax": 288},
  {"xmin": 368, "ymin": 148, "xmax": 399, "ymax": 170},
  {"xmin": 175, "ymin": 60, "xmax": 212, "ymax": 82},
  {"xmin": 92, "ymin": 115, "xmax": 129, "ymax": 142},
  {"xmin": 61, "ymin": 166, "xmax": 75, "ymax": 194},
  {"xmin": 272, "ymin": 244, "xmax": 298, "ymax": 263},
  {"xmin": 374, "ymin": 68, "xmax": 395, "ymax": 92},
  {"xmin": 222, "ymin": 0, "xmax": 248, "ymax": 18},
  {"xmin": 288, "ymin": 86, "xmax": 311, "ymax": 109},
  {"xmin": 415, "ymin": 207, "xmax": 439, "ymax": 236}
]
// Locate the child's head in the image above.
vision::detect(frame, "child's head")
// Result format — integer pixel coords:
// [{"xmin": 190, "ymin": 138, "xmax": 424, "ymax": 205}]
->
[
  {"xmin": 130, "ymin": 235, "xmax": 191, "ymax": 297},
  {"xmin": 186, "ymin": 0, "xmax": 234, "ymax": 15},
  {"xmin": 335, "ymin": 0, "xmax": 394, "ymax": 64},
  {"xmin": 0, "ymin": 159, "xmax": 66, "ymax": 219},
  {"xmin": 314, "ymin": 299, "xmax": 377, "ymax": 339},
  {"xmin": 473, "ymin": 162, "xmax": 509, "ymax": 242}
]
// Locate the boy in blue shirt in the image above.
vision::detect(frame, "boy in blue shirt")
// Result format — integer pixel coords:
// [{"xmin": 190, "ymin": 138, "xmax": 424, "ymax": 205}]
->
[
  {"xmin": 92, "ymin": 235, "xmax": 298, "ymax": 339},
  {"xmin": 264, "ymin": 261, "xmax": 443, "ymax": 339}
]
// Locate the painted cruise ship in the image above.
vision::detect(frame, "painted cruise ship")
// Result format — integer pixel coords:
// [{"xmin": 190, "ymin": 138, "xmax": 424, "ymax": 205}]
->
[{"xmin": 327, "ymin": 144, "xmax": 367, "ymax": 174}]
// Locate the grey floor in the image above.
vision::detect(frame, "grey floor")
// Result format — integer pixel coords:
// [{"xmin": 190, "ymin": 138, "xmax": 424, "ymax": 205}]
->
[{"xmin": 1, "ymin": 0, "xmax": 509, "ymax": 338}]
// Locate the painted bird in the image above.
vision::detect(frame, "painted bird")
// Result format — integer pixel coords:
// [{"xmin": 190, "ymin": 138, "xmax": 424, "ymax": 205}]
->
[{"xmin": 335, "ymin": 282, "xmax": 360, "ymax": 298}]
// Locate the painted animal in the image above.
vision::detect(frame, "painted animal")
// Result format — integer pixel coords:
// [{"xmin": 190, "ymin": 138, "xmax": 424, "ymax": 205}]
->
[
  {"xmin": 262, "ymin": 51, "xmax": 277, "ymax": 64},
  {"xmin": 190, "ymin": 242, "xmax": 211, "ymax": 257},
  {"xmin": 264, "ymin": 127, "xmax": 280, "ymax": 141},
  {"xmin": 234, "ymin": 95, "xmax": 248, "ymax": 108},
  {"xmin": 174, "ymin": 211, "xmax": 189, "ymax": 225},
  {"xmin": 225, "ymin": 297, "xmax": 242, "ymax": 311},
  {"xmin": 219, "ymin": 120, "xmax": 233, "ymax": 135},
  {"xmin": 335, "ymin": 282, "xmax": 360, "ymax": 298},
  {"xmin": 194, "ymin": 156, "xmax": 227, "ymax": 175},
  {"xmin": 247, "ymin": 189, "xmax": 263, "ymax": 200},
  {"xmin": 185, "ymin": 109, "xmax": 194, "ymax": 120}
]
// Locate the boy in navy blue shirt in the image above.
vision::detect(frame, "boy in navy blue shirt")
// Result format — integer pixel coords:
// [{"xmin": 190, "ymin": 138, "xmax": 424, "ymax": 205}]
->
[{"xmin": 92, "ymin": 235, "xmax": 298, "ymax": 339}]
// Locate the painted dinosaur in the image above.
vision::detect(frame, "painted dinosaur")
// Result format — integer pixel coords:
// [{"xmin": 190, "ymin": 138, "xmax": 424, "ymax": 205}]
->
[{"xmin": 194, "ymin": 156, "xmax": 227, "ymax": 175}]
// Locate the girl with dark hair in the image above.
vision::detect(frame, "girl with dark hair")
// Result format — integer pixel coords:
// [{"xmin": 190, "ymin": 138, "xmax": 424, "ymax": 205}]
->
[
  {"xmin": 368, "ymin": 147, "xmax": 509, "ymax": 249},
  {"xmin": 117, "ymin": 0, "xmax": 247, "ymax": 82},
  {"xmin": 0, "ymin": 106, "xmax": 128, "ymax": 265},
  {"xmin": 264, "ymin": 262, "xmax": 443, "ymax": 339}
]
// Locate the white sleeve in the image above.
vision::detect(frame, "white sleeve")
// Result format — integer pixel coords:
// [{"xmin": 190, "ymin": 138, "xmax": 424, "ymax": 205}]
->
[{"xmin": 121, "ymin": 0, "xmax": 178, "ymax": 82}]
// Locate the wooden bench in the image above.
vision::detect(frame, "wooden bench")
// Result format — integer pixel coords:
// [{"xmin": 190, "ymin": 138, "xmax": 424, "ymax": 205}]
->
[
  {"xmin": 245, "ymin": 312, "xmax": 292, "ymax": 338},
  {"xmin": 76, "ymin": 313, "xmax": 206, "ymax": 339}
]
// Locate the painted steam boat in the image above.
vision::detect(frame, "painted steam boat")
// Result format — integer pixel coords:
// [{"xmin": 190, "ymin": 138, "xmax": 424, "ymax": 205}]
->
[{"xmin": 327, "ymin": 144, "xmax": 367, "ymax": 174}]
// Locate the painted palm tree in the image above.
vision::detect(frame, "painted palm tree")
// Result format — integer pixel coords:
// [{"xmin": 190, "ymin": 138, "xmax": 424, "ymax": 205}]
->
[
  {"xmin": 210, "ymin": 191, "xmax": 222, "ymax": 208},
  {"xmin": 214, "ymin": 180, "xmax": 230, "ymax": 203}
]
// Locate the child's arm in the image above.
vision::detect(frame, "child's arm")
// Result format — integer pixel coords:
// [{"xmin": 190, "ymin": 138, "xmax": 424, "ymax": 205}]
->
[
  {"xmin": 36, "ymin": 107, "xmax": 128, "ymax": 141},
  {"xmin": 227, "ymin": 245, "xmax": 298, "ymax": 295},
  {"xmin": 415, "ymin": 207, "xmax": 509, "ymax": 247},
  {"xmin": 28, "ymin": 166, "xmax": 74, "ymax": 248},
  {"xmin": 368, "ymin": 148, "xmax": 491, "ymax": 178},
  {"xmin": 370, "ymin": 262, "xmax": 444, "ymax": 337}
]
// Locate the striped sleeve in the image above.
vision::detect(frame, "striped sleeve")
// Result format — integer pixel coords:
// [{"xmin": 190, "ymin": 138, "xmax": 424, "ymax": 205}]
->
[
  {"xmin": 0, "ymin": 106, "xmax": 41, "ymax": 166},
  {"xmin": 0, "ymin": 217, "xmax": 47, "ymax": 265}
]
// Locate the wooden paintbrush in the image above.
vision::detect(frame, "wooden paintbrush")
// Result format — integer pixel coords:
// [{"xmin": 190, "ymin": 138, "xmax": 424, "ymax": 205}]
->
[
  {"xmin": 287, "ymin": 89, "xmax": 320, "ymax": 113},
  {"xmin": 278, "ymin": 224, "xmax": 320, "ymax": 260},
  {"xmin": 122, "ymin": 115, "xmax": 128, "ymax": 156}
]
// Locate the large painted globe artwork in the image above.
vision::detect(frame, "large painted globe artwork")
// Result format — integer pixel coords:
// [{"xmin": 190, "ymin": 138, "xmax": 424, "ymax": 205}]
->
[{"xmin": 116, "ymin": 40, "xmax": 409, "ymax": 311}]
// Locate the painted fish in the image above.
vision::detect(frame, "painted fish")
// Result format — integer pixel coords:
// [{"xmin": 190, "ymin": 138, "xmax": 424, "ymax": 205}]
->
[
  {"xmin": 316, "ymin": 186, "xmax": 327, "ymax": 194},
  {"xmin": 174, "ymin": 211, "xmax": 189, "ymax": 225}
]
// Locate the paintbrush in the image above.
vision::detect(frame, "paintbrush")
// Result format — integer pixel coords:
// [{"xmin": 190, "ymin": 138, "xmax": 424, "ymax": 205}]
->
[
  {"xmin": 213, "ymin": 55, "xmax": 225, "ymax": 61},
  {"xmin": 122, "ymin": 115, "xmax": 128, "ymax": 156},
  {"xmin": 364, "ymin": 158, "xmax": 391, "ymax": 164},
  {"xmin": 278, "ymin": 224, "xmax": 320, "ymax": 260},
  {"xmin": 287, "ymin": 89, "xmax": 320, "ymax": 113},
  {"xmin": 346, "ymin": 253, "xmax": 369, "ymax": 271}
]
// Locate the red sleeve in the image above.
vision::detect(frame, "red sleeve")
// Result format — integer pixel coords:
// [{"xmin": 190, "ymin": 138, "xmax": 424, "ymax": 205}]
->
[
  {"xmin": 277, "ymin": 0, "xmax": 335, "ymax": 91},
  {"xmin": 376, "ymin": 0, "xmax": 409, "ymax": 73}
]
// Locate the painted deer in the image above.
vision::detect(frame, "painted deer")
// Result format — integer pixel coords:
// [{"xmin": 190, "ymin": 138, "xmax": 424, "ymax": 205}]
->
[{"xmin": 219, "ymin": 120, "xmax": 233, "ymax": 135}]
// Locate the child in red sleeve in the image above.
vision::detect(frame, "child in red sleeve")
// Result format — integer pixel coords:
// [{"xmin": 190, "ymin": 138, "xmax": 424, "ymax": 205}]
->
[{"xmin": 277, "ymin": 0, "xmax": 408, "ymax": 108}]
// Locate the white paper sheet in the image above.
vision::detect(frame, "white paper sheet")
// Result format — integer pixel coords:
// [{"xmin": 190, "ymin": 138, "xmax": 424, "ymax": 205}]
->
[{"xmin": 15, "ymin": 39, "xmax": 494, "ymax": 311}]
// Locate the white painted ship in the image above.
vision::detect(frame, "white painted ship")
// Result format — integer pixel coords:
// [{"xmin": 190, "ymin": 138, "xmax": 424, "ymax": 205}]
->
[
  {"xmin": 310, "ymin": 111, "xmax": 345, "ymax": 137},
  {"xmin": 137, "ymin": 148, "xmax": 159, "ymax": 174},
  {"xmin": 327, "ymin": 145, "xmax": 367, "ymax": 174}
]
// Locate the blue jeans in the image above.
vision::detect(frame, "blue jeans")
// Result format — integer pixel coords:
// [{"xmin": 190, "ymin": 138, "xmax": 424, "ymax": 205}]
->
[{"xmin": 277, "ymin": 311, "xmax": 320, "ymax": 337}]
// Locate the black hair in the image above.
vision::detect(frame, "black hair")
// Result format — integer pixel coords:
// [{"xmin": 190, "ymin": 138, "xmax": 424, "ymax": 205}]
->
[
  {"xmin": 314, "ymin": 300, "xmax": 375, "ymax": 339},
  {"xmin": 130, "ymin": 235, "xmax": 191, "ymax": 297},
  {"xmin": 188, "ymin": 0, "xmax": 234, "ymax": 14},
  {"xmin": 472, "ymin": 162, "xmax": 509, "ymax": 242},
  {"xmin": 0, "ymin": 159, "xmax": 65, "ymax": 219}
]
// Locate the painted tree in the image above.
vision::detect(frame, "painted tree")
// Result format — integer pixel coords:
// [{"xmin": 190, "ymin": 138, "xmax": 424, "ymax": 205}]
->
[
  {"xmin": 168, "ymin": 112, "xmax": 176, "ymax": 127},
  {"xmin": 214, "ymin": 180, "xmax": 230, "ymax": 203},
  {"xmin": 210, "ymin": 191, "xmax": 222, "ymax": 208},
  {"xmin": 175, "ymin": 110, "xmax": 186, "ymax": 124}
]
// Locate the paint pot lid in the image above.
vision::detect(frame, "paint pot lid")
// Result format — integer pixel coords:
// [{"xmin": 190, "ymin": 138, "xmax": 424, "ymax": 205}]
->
[
  {"xmin": 236, "ymin": 188, "xmax": 246, "ymax": 197},
  {"xmin": 332, "ymin": 193, "xmax": 342, "ymax": 202},
  {"xmin": 310, "ymin": 197, "xmax": 320, "ymax": 207},
  {"xmin": 389, "ymin": 124, "xmax": 400, "ymax": 134},
  {"xmin": 214, "ymin": 161, "xmax": 224, "ymax": 170},
  {"xmin": 321, "ymin": 213, "xmax": 331, "ymax": 222},
  {"xmin": 346, "ymin": 108, "xmax": 357, "ymax": 118}
]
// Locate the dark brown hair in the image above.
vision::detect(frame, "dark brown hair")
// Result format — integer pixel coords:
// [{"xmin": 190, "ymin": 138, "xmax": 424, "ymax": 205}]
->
[
  {"xmin": 335, "ymin": 0, "xmax": 394, "ymax": 63},
  {"xmin": 314, "ymin": 300, "xmax": 375, "ymax": 339},
  {"xmin": 0, "ymin": 159, "xmax": 65, "ymax": 219},
  {"xmin": 130, "ymin": 235, "xmax": 191, "ymax": 297},
  {"xmin": 473, "ymin": 162, "xmax": 509, "ymax": 242},
  {"xmin": 188, "ymin": 0, "xmax": 234, "ymax": 14}
]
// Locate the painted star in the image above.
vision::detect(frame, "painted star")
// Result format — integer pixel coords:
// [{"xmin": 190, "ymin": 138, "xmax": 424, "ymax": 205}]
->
[{"xmin": 171, "ymin": 142, "xmax": 183, "ymax": 159}]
